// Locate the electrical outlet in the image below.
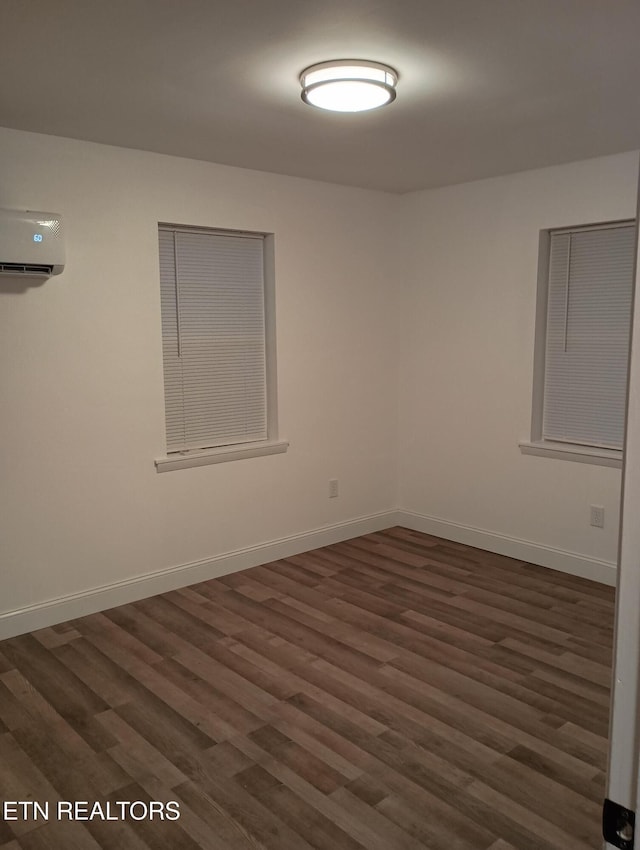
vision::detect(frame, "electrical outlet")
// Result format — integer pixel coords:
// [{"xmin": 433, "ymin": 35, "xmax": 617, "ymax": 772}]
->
[
  {"xmin": 590, "ymin": 505, "xmax": 605, "ymax": 528},
  {"xmin": 329, "ymin": 479, "xmax": 339, "ymax": 498}
]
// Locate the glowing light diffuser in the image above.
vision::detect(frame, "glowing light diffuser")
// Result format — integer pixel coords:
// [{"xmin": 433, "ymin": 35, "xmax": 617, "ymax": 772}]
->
[{"xmin": 300, "ymin": 60, "xmax": 397, "ymax": 113}]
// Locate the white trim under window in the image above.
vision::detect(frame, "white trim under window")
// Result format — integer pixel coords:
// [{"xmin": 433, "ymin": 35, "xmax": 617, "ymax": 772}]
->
[
  {"xmin": 523, "ymin": 219, "xmax": 635, "ymax": 466},
  {"xmin": 155, "ymin": 224, "xmax": 285, "ymax": 471}
]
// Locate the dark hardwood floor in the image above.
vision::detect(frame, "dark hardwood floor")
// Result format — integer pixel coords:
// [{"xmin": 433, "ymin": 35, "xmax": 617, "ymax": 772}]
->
[{"xmin": 0, "ymin": 527, "xmax": 615, "ymax": 849}]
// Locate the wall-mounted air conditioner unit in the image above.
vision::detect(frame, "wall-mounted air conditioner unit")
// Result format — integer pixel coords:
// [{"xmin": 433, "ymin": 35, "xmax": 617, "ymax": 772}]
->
[{"xmin": 0, "ymin": 209, "xmax": 65, "ymax": 277}]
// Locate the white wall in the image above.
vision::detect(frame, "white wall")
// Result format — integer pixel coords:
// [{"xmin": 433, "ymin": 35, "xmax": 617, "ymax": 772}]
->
[
  {"xmin": 0, "ymin": 127, "xmax": 400, "ymax": 625},
  {"xmin": 397, "ymin": 152, "xmax": 639, "ymax": 576},
  {"xmin": 1, "ymin": 126, "xmax": 636, "ymax": 634}
]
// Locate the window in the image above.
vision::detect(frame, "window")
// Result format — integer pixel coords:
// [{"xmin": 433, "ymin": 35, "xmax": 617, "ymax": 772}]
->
[
  {"xmin": 155, "ymin": 225, "xmax": 286, "ymax": 472},
  {"xmin": 522, "ymin": 220, "xmax": 635, "ymax": 466}
]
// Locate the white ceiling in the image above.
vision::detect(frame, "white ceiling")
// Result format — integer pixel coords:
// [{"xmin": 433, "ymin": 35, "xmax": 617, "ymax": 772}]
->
[{"xmin": 2, "ymin": 0, "xmax": 640, "ymax": 193}]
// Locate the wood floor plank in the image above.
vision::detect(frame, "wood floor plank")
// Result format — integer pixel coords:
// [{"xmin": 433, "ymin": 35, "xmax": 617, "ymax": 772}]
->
[
  {"xmin": 174, "ymin": 772, "xmax": 317, "ymax": 850},
  {"xmin": 242, "ymin": 772, "xmax": 370, "ymax": 850},
  {"xmin": 378, "ymin": 661, "xmax": 608, "ymax": 770},
  {"xmin": 455, "ymin": 777, "xmax": 598, "ymax": 850},
  {"xmin": 171, "ymin": 781, "xmax": 268, "ymax": 850},
  {"xmin": 0, "ymin": 636, "xmax": 113, "ymax": 751},
  {"xmin": 248, "ymin": 724, "xmax": 353, "ymax": 794},
  {"xmin": 99, "ymin": 783, "xmax": 201, "ymax": 850},
  {"xmin": 498, "ymin": 638, "xmax": 612, "ymax": 687},
  {"xmin": 0, "ymin": 527, "xmax": 613, "ymax": 849},
  {"xmin": 231, "ymin": 731, "xmax": 428, "ymax": 850},
  {"xmin": 247, "ymin": 576, "xmax": 606, "ymax": 740},
  {"xmin": 97, "ymin": 708, "xmax": 189, "ymax": 789},
  {"xmin": 16, "ymin": 819, "xmax": 103, "ymax": 850}
]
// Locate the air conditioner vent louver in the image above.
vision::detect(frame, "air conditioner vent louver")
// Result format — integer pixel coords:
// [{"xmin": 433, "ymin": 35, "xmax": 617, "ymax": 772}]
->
[{"xmin": 0, "ymin": 262, "xmax": 54, "ymax": 276}]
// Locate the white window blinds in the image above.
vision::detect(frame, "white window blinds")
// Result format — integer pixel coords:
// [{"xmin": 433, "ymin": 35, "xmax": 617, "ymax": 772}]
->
[
  {"xmin": 543, "ymin": 223, "xmax": 635, "ymax": 450},
  {"xmin": 159, "ymin": 227, "xmax": 267, "ymax": 453}
]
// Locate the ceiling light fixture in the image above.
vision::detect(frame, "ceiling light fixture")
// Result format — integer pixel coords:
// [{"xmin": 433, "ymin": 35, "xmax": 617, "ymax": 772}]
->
[{"xmin": 300, "ymin": 60, "xmax": 398, "ymax": 113}]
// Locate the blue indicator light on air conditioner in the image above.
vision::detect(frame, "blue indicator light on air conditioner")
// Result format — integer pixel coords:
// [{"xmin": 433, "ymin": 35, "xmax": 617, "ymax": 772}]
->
[{"xmin": 33, "ymin": 233, "xmax": 43, "ymax": 242}]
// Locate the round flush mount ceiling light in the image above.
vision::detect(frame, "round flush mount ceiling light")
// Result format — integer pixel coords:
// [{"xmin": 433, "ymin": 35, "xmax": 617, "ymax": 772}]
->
[{"xmin": 300, "ymin": 60, "xmax": 398, "ymax": 113}]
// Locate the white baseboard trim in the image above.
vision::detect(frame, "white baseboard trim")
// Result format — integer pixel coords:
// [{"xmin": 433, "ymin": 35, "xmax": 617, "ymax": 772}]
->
[
  {"xmin": 1, "ymin": 508, "xmax": 615, "ymax": 641},
  {"xmin": 397, "ymin": 510, "xmax": 617, "ymax": 587},
  {"xmin": 0, "ymin": 510, "xmax": 401, "ymax": 640}
]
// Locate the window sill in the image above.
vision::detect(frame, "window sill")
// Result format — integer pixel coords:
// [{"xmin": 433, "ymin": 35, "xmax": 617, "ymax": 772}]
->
[
  {"xmin": 155, "ymin": 439, "xmax": 289, "ymax": 473},
  {"xmin": 519, "ymin": 440, "xmax": 622, "ymax": 469}
]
